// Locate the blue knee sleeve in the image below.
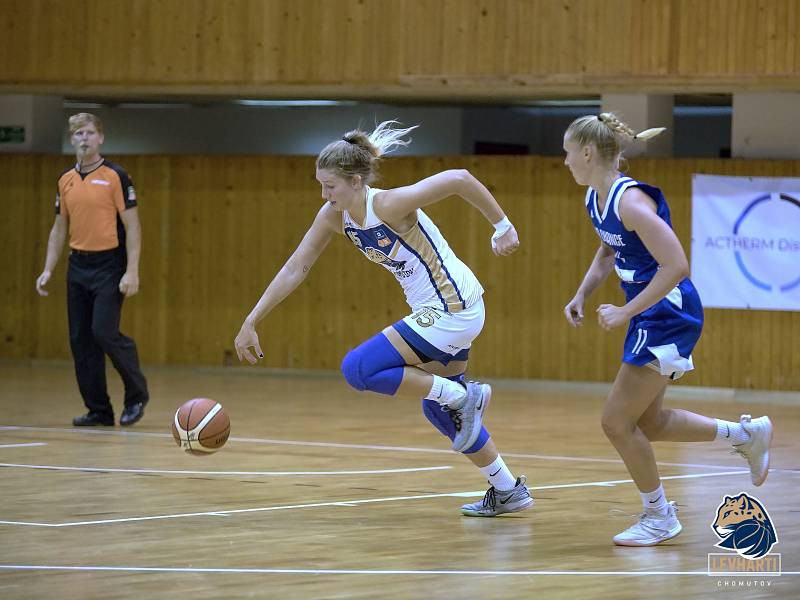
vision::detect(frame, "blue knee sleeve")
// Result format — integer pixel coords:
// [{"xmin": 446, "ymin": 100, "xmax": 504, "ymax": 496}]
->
[
  {"xmin": 422, "ymin": 399, "xmax": 457, "ymax": 439},
  {"xmin": 340, "ymin": 333, "xmax": 405, "ymax": 395},
  {"xmin": 421, "ymin": 374, "xmax": 490, "ymax": 454}
]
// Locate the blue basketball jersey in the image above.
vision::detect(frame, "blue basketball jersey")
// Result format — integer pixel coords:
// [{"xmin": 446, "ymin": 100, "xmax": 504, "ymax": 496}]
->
[
  {"xmin": 585, "ymin": 175, "xmax": 704, "ymax": 379},
  {"xmin": 585, "ymin": 176, "xmax": 672, "ymax": 293}
]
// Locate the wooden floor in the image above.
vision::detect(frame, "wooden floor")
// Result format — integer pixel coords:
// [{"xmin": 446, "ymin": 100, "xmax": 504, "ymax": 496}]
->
[{"xmin": 0, "ymin": 362, "xmax": 798, "ymax": 599}]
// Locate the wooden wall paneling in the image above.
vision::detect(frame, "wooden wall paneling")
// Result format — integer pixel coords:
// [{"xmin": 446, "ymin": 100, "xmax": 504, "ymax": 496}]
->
[
  {"xmin": 1, "ymin": 157, "xmax": 36, "ymax": 359},
  {"xmin": 111, "ymin": 156, "xmax": 172, "ymax": 365},
  {"xmin": 31, "ymin": 157, "xmax": 72, "ymax": 361},
  {"xmin": 4, "ymin": 154, "xmax": 800, "ymax": 390},
  {"xmin": 3, "ymin": 0, "xmax": 800, "ymax": 96}
]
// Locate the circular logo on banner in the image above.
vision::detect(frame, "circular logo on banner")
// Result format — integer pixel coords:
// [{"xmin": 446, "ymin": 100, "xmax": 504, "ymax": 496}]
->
[{"xmin": 733, "ymin": 193, "xmax": 800, "ymax": 292}]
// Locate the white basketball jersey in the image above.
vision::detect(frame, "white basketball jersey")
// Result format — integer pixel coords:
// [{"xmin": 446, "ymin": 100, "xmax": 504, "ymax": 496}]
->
[{"xmin": 342, "ymin": 187, "xmax": 484, "ymax": 313}]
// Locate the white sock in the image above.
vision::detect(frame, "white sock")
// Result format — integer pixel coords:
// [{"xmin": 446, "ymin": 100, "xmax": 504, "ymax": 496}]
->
[
  {"xmin": 715, "ymin": 419, "xmax": 750, "ymax": 445},
  {"xmin": 479, "ymin": 456, "xmax": 517, "ymax": 491},
  {"xmin": 641, "ymin": 484, "xmax": 669, "ymax": 516},
  {"xmin": 425, "ymin": 375, "xmax": 466, "ymax": 408}
]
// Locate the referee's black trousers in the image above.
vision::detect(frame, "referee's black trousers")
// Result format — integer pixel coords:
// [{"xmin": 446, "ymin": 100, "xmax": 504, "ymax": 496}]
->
[{"xmin": 67, "ymin": 249, "xmax": 149, "ymax": 418}]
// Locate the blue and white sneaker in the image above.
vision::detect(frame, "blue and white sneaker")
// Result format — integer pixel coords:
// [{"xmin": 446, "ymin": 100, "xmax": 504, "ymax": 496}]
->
[{"xmin": 450, "ymin": 380, "xmax": 491, "ymax": 453}]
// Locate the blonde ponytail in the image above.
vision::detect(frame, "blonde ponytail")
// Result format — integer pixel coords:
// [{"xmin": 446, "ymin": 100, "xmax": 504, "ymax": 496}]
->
[
  {"xmin": 368, "ymin": 120, "xmax": 418, "ymax": 157},
  {"xmin": 633, "ymin": 127, "xmax": 666, "ymax": 141},
  {"xmin": 567, "ymin": 112, "xmax": 666, "ymax": 163},
  {"xmin": 317, "ymin": 120, "xmax": 418, "ymax": 184}
]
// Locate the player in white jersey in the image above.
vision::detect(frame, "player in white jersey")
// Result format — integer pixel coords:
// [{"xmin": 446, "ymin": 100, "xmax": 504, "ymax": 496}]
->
[
  {"xmin": 562, "ymin": 113, "xmax": 773, "ymax": 546},
  {"xmin": 234, "ymin": 121, "xmax": 534, "ymax": 517}
]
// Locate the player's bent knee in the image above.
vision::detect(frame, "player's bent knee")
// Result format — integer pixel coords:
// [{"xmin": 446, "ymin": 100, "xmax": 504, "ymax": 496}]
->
[
  {"xmin": 601, "ymin": 414, "xmax": 630, "ymax": 441},
  {"xmin": 340, "ymin": 350, "xmax": 366, "ymax": 391},
  {"xmin": 638, "ymin": 419, "xmax": 660, "ymax": 441}
]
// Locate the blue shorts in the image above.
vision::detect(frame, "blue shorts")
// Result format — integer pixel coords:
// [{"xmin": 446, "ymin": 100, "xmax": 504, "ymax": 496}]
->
[{"xmin": 622, "ymin": 278, "xmax": 704, "ymax": 380}]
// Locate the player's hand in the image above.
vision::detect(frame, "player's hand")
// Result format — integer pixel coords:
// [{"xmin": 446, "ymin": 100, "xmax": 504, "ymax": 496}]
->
[
  {"xmin": 596, "ymin": 303, "xmax": 629, "ymax": 331},
  {"xmin": 35, "ymin": 270, "xmax": 52, "ymax": 296},
  {"xmin": 564, "ymin": 295, "xmax": 585, "ymax": 327},
  {"xmin": 234, "ymin": 320, "xmax": 263, "ymax": 364},
  {"xmin": 119, "ymin": 271, "xmax": 139, "ymax": 297},
  {"xmin": 492, "ymin": 225, "xmax": 520, "ymax": 256}
]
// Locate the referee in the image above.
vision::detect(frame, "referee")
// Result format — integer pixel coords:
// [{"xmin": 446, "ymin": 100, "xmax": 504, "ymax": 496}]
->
[{"xmin": 36, "ymin": 113, "xmax": 149, "ymax": 427}]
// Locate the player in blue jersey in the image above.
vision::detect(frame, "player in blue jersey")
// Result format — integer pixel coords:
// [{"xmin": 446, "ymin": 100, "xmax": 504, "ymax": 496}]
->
[
  {"xmin": 234, "ymin": 121, "xmax": 533, "ymax": 517},
  {"xmin": 562, "ymin": 113, "xmax": 773, "ymax": 546}
]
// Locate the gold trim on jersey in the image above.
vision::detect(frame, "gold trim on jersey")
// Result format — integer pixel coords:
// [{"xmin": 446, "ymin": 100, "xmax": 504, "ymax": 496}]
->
[{"xmin": 400, "ymin": 224, "xmax": 464, "ymax": 313}]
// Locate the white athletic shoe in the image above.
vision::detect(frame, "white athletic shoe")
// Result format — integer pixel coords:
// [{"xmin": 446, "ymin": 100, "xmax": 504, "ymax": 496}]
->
[
  {"xmin": 450, "ymin": 381, "xmax": 491, "ymax": 453},
  {"xmin": 613, "ymin": 501, "xmax": 682, "ymax": 547},
  {"xmin": 733, "ymin": 415, "xmax": 773, "ymax": 486}
]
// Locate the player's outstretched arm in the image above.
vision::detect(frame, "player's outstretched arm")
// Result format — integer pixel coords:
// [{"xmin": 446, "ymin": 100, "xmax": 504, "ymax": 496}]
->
[
  {"xmin": 234, "ymin": 204, "xmax": 339, "ymax": 364},
  {"xmin": 373, "ymin": 169, "xmax": 519, "ymax": 256}
]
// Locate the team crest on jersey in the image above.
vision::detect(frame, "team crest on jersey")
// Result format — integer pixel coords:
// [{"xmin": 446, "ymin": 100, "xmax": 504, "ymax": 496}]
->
[
  {"xmin": 711, "ymin": 493, "xmax": 778, "ymax": 559},
  {"xmin": 128, "ymin": 186, "xmax": 136, "ymax": 201},
  {"xmin": 375, "ymin": 229, "xmax": 392, "ymax": 247}
]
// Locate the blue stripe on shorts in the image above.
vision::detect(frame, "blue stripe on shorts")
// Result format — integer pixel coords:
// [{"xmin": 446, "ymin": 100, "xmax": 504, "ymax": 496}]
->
[{"xmin": 392, "ymin": 320, "xmax": 470, "ymax": 365}]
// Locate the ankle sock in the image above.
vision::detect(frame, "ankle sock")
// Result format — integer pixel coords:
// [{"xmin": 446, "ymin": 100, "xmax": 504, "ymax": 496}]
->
[
  {"xmin": 425, "ymin": 375, "xmax": 467, "ymax": 408},
  {"xmin": 640, "ymin": 484, "xmax": 669, "ymax": 516},
  {"xmin": 715, "ymin": 419, "xmax": 751, "ymax": 445},
  {"xmin": 479, "ymin": 456, "xmax": 517, "ymax": 491}
]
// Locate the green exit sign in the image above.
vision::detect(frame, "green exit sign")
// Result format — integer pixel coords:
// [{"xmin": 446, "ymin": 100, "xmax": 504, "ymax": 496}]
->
[{"xmin": 0, "ymin": 126, "xmax": 25, "ymax": 143}]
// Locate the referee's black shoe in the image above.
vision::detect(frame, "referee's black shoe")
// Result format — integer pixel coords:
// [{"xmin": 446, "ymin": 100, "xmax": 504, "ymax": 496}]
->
[
  {"xmin": 73, "ymin": 411, "xmax": 115, "ymax": 426},
  {"xmin": 120, "ymin": 402, "xmax": 147, "ymax": 426}
]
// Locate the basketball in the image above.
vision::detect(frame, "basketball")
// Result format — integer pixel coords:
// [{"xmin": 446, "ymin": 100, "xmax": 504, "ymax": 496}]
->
[{"xmin": 171, "ymin": 398, "xmax": 230, "ymax": 455}]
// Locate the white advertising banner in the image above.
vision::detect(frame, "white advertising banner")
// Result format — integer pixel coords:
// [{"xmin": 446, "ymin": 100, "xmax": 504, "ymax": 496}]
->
[{"xmin": 691, "ymin": 174, "xmax": 800, "ymax": 311}]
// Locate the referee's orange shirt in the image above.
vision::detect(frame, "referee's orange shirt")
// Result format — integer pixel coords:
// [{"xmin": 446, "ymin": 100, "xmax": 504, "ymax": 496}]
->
[{"xmin": 55, "ymin": 160, "xmax": 138, "ymax": 251}]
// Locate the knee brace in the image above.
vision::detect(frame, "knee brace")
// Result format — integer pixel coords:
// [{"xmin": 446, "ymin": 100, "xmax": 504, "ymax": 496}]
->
[
  {"xmin": 340, "ymin": 333, "xmax": 405, "ymax": 395},
  {"xmin": 421, "ymin": 374, "xmax": 489, "ymax": 454},
  {"xmin": 340, "ymin": 350, "xmax": 367, "ymax": 391}
]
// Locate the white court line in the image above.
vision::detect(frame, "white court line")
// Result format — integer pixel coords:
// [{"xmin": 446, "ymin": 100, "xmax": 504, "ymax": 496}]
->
[
  {"xmin": 0, "ymin": 565, "xmax": 796, "ymax": 576},
  {"xmin": 0, "ymin": 470, "xmax": 748, "ymax": 528},
  {"xmin": 0, "ymin": 443, "xmax": 46, "ymax": 448},
  {"xmin": 0, "ymin": 425, "xmax": 761, "ymax": 471},
  {"xmin": 0, "ymin": 463, "xmax": 452, "ymax": 476}
]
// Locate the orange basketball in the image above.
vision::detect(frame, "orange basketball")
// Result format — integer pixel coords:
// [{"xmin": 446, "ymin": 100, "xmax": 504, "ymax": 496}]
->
[{"xmin": 171, "ymin": 398, "xmax": 230, "ymax": 455}]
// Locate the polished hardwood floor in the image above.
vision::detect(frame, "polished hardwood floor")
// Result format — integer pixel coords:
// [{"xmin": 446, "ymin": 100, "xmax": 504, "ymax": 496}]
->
[{"xmin": 0, "ymin": 362, "xmax": 798, "ymax": 599}]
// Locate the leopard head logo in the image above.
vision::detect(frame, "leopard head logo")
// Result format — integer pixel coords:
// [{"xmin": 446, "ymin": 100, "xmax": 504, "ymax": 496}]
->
[{"xmin": 712, "ymin": 493, "xmax": 777, "ymax": 559}]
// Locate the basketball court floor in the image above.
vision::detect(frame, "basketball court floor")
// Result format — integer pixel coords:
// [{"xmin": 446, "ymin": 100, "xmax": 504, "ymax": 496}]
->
[{"xmin": 0, "ymin": 362, "xmax": 797, "ymax": 599}]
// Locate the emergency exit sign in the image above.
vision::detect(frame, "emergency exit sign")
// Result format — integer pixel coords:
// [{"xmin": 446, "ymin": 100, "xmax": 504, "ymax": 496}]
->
[{"xmin": 0, "ymin": 126, "xmax": 25, "ymax": 143}]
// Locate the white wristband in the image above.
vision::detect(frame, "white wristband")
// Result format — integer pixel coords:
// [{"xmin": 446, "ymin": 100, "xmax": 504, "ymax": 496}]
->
[
  {"xmin": 492, "ymin": 216, "xmax": 512, "ymax": 236},
  {"xmin": 491, "ymin": 216, "xmax": 513, "ymax": 250}
]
